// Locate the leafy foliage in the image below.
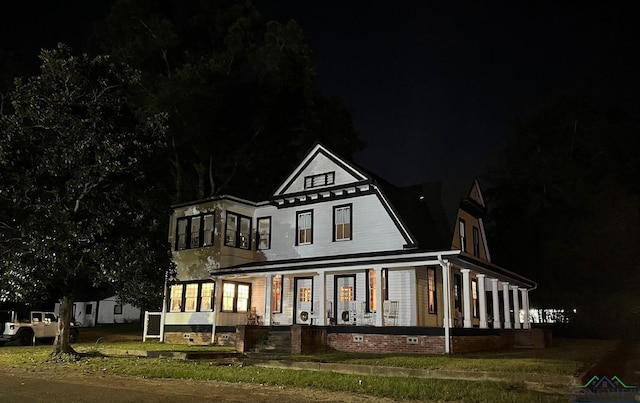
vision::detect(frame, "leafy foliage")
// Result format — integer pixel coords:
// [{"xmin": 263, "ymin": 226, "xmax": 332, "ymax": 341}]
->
[
  {"xmin": 91, "ymin": 0, "xmax": 363, "ymax": 202},
  {"xmin": 0, "ymin": 44, "xmax": 175, "ymax": 351}
]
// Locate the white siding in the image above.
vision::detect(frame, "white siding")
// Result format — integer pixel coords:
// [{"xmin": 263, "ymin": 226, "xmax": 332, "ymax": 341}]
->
[
  {"xmin": 278, "ymin": 152, "xmax": 365, "ymax": 195},
  {"xmin": 256, "ymin": 193, "xmax": 406, "ymax": 260},
  {"xmin": 164, "ymin": 311, "xmax": 215, "ymax": 325},
  {"xmin": 387, "ymin": 268, "xmax": 417, "ymax": 326}
]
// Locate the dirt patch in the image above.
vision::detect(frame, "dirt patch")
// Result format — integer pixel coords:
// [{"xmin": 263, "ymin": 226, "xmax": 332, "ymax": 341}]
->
[{"xmin": 0, "ymin": 365, "xmax": 407, "ymax": 403}]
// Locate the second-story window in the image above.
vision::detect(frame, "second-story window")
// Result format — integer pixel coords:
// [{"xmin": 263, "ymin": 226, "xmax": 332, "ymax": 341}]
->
[
  {"xmin": 176, "ymin": 213, "xmax": 214, "ymax": 250},
  {"xmin": 257, "ymin": 217, "xmax": 271, "ymax": 250},
  {"xmin": 459, "ymin": 218, "xmax": 467, "ymax": 252},
  {"xmin": 472, "ymin": 226, "xmax": 480, "ymax": 257},
  {"xmin": 334, "ymin": 204, "xmax": 352, "ymax": 241},
  {"xmin": 225, "ymin": 212, "xmax": 251, "ymax": 250},
  {"xmin": 296, "ymin": 210, "xmax": 313, "ymax": 245}
]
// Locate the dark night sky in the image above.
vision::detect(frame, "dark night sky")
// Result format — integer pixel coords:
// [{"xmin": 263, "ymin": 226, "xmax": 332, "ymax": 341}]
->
[{"xmin": 2, "ymin": 1, "xmax": 638, "ymax": 186}]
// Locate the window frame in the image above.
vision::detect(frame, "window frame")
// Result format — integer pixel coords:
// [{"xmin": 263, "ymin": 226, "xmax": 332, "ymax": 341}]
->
[
  {"xmin": 221, "ymin": 281, "xmax": 251, "ymax": 313},
  {"xmin": 365, "ymin": 268, "xmax": 388, "ymax": 312},
  {"xmin": 113, "ymin": 304, "xmax": 123, "ymax": 315},
  {"xmin": 257, "ymin": 216, "xmax": 272, "ymax": 250},
  {"xmin": 333, "ymin": 204, "xmax": 353, "ymax": 242},
  {"xmin": 303, "ymin": 171, "xmax": 335, "ymax": 189},
  {"xmin": 168, "ymin": 281, "xmax": 216, "ymax": 313},
  {"xmin": 225, "ymin": 211, "xmax": 252, "ymax": 250},
  {"xmin": 271, "ymin": 275, "xmax": 283, "ymax": 313},
  {"xmin": 459, "ymin": 219, "xmax": 467, "ymax": 252},
  {"xmin": 472, "ymin": 279, "xmax": 479, "ymax": 318},
  {"xmin": 175, "ymin": 213, "xmax": 215, "ymax": 251},
  {"xmin": 427, "ymin": 267, "xmax": 437, "ymax": 315},
  {"xmin": 296, "ymin": 209, "xmax": 314, "ymax": 245},
  {"xmin": 472, "ymin": 226, "xmax": 480, "ymax": 257}
]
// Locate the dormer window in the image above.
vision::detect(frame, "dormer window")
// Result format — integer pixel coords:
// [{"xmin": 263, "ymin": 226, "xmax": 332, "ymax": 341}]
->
[
  {"xmin": 175, "ymin": 213, "xmax": 214, "ymax": 250},
  {"xmin": 304, "ymin": 172, "xmax": 335, "ymax": 189}
]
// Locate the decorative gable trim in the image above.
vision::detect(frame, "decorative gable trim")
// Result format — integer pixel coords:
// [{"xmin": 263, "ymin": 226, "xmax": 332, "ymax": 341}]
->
[
  {"xmin": 272, "ymin": 143, "xmax": 370, "ymax": 197},
  {"xmin": 272, "ymin": 183, "xmax": 374, "ymax": 208}
]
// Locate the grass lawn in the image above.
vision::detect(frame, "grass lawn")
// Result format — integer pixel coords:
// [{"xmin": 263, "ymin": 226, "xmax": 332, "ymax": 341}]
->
[
  {"xmin": 0, "ymin": 325, "xmax": 615, "ymax": 402},
  {"xmin": 265, "ymin": 338, "xmax": 617, "ymax": 376}
]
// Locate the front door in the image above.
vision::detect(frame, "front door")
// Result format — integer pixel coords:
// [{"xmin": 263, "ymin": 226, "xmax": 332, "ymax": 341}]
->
[
  {"xmin": 294, "ymin": 277, "xmax": 313, "ymax": 324},
  {"xmin": 335, "ymin": 275, "xmax": 355, "ymax": 324}
]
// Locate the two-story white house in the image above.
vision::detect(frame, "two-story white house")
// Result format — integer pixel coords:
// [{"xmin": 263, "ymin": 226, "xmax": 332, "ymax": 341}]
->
[{"xmin": 159, "ymin": 143, "xmax": 538, "ymax": 354}]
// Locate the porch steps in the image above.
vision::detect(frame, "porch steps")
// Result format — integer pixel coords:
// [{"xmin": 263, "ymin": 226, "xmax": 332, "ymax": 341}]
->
[{"xmin": 251, "ymin": 330, "xmax": 291, "ymax": 354}]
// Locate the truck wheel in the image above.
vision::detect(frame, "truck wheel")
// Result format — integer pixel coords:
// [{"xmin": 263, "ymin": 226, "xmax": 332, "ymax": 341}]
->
[
  {"xmin": 70, "ymin": 329, "xmax": 79, "ymax": 343},
  {"xmin": 19, "ymin": 331, "xmax": 34, "ymax": 346}
]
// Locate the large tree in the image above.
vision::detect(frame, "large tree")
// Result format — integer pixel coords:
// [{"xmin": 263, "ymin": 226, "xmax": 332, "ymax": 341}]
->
[
  {"xmin": 486, "ymin": 89, "xmax": 640, "ymax": 338},
  {"xmin": 91, "ymin": 0, "xmax": 364, "ymax": 202},
  {"xmin": 0, "ymin": 44, "xmax": 175, "ymax": 355}
]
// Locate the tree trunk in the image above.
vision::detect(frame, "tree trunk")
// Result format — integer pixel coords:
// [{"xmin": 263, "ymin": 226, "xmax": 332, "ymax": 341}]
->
[
  {"xmin": 52, "ymin": 295, "xmax": 76, "ymax": 356},
  {"xmin": 194, "ymin": 161, "xmax": 205, "ymax": 200}
]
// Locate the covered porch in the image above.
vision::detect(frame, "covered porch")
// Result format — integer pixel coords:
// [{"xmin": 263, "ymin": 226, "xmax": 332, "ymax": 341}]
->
[{"xmin": 210, "ymin": 250, "xmax": 537, "ymax": 354}]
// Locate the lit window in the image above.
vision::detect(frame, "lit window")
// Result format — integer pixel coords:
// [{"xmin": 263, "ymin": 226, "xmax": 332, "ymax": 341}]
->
[
  {"xmin": 222, "ymin": 282, "xmax": 251, "ymax": 312},
  {"xmin": 428, "ymin": 268, "xmax": 437, "ymax": 314},
  {"xmin": 237, "ymin": 284, "xmax": 250, "ymax": 312},
  {"xmin": 222, "ymin": 283, "xmax": 235, "ymax": 311},
  {"xmin": 184, "ymin": 283, "xmax": 198, "ymax": 312},
  {"xmin": 200, "ymin": 283, "xmax": 214, "ymax": 311},
  {"xmin": 170, "ymin": 284, "xmax": 183, "ymax": 312},
  {"xmin": 272, "ymin": 275, "xmax": 282, "ymax": 312},
  {"xmin": 296, "ymin": 210, "xmax": 313, "ymax": 245},
  {"xmin": 339, "ymin": 286, "xmax": 353, "ymax": 302},
  {"xmin": 225, "ymin": 212, "xmax": 251, "ymax": 250},
  {"xmin": 257, "ymin": 217, "xmax": 271, "ymax": 250},
  {"xmin": 472, "ymin": 279, "xmax": 479, "ymax": 318},
  {"xmin": 299, "ymin": 287, "xmax": 312, "ymax": 303},
  {"xmin": 334, "ymin": 204, "xmax": 352, "ymax": 241},
  {"xmin": 366, "ymin": 269, "xmax": 388, "ymax": 312},
  {"xmin": 368, "ymin": 269, "xmax": 376, "ymax": 311}
]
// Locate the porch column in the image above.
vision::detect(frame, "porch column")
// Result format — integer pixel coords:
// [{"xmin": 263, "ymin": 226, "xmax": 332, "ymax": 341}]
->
[
  {"xmin": 511, "ymin": 286, "xmax": 520, "ymax": 329},
  {"xmin": 374, "ymin": 267, "xmax": 384, "ymax": 326},
  {"xmin": 460, "ymin": 269, "xmax": 472, "ymax": 328},
  {"xmin": 264, "ymin": 273, "xmax": 273, "ymax": 326},
  {"xmin": 502, "ymin": 281, "xmax": 512, "ymax": 329},
  {"xmin": 490, "ymin": 278, "xmax": 501, "ymax": 329},
  {"xmin": 477, "ymin": 274, "xmax": 487, "ymax": 328},
  {"xmin": 439, "ymin": 259, "xmax": 452, "ymax": 354},
  {"xmin": 520, "ymin": 288, "xmax": 530, "ymax": 329},
  {"xmin": 316, "ymin": 271, "xmax": 326, "ymax": 325}
]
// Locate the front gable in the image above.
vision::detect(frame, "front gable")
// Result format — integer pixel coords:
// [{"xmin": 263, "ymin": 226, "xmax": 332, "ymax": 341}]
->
[{"xmin": 273, "ymin": 143, "xmax": 370, "ymax": 197}]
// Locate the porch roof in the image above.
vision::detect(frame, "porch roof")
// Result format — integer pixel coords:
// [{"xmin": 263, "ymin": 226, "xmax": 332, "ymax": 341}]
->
[
  {"xmin": 212, "ymin": 249, "xmax": 458, "ymax": 276},
  {"xmin": 210, "ymin": 248, "xmax": 536, "ymax": 289}
]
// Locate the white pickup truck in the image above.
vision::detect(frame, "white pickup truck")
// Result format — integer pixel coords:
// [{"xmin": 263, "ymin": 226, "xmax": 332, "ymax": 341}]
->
[{"xmin": 0, "ymin": 310, "xmax": 78, "ymax": 346}]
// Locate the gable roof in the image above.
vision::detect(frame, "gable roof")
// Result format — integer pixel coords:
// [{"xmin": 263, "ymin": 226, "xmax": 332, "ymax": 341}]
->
[
  {"xmin": 272, "ymin": 143, "xmax": 370, "ymax": 197},
  {"xmin": 376, "ymin": 176, "xmax": 486, "ymax": 251}
]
